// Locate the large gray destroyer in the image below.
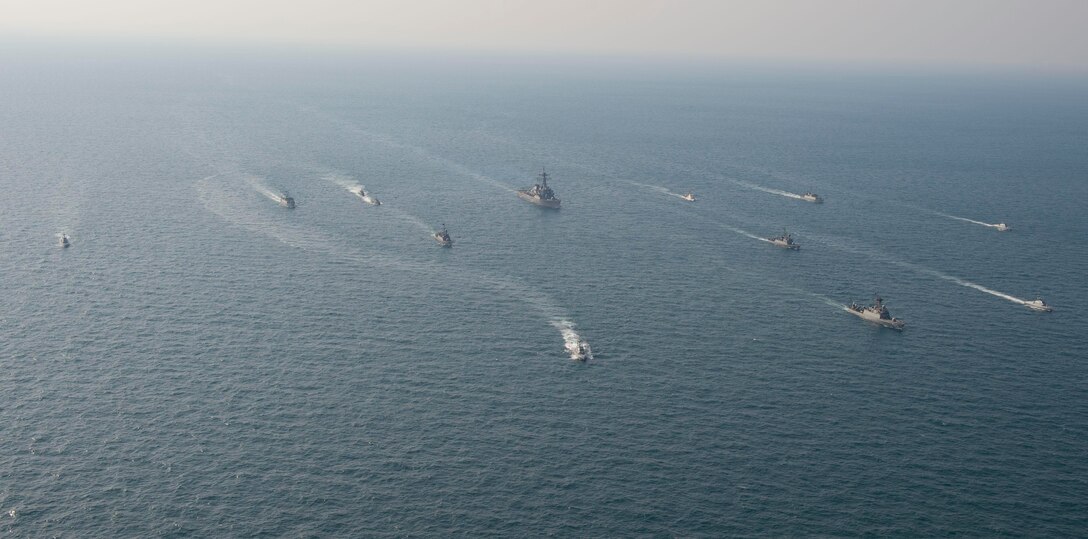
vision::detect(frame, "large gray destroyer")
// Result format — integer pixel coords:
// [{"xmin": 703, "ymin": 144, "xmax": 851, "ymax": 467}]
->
[{"xmin": 516, "ymin": 169, "xmax": 561, "ymax": 208}]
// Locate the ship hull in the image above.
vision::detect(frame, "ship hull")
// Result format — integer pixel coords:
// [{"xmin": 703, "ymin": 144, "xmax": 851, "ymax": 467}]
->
[
  {"xmin": 847, "ymin": 309, "xmax": 905, "ymax": 330},
  {"xmin": 517, "ymin": 191, "xmax": 560, "ymax": 208},
  {"xmin": 433, "ymin": 234, "xmax": 452, "ymax": 247},
  {"xmin": 770, "ymin": 240, "xmax": 799, "ymax": 250}
]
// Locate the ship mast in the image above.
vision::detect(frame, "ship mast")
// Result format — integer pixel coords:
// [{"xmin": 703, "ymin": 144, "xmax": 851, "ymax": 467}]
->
[{"xmin": 539, "ymin": 167, "xmax": 548, "ymax": 188}]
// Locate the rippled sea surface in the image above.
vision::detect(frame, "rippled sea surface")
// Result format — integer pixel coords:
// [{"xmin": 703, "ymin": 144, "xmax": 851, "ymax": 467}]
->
[{"xmin": 2, "ymin": 48, "xmax": 1087, "ymax": 536}]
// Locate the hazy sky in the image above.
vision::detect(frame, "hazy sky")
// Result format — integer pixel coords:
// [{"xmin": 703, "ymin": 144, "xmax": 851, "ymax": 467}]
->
[{"xmin": 4, "ymin": 0, "xmax": 1087, "ymax": 69}]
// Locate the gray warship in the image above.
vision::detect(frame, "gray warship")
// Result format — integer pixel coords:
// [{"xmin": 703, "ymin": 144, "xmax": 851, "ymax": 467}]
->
[
  {"xmin": 276, "ymin": 192, "xmax": 296, "ymax": 209},
  {"xmin": 768, "ymin": 230, "xmax": 800, "ymax": 250},
  {"xmin": 433, "ymin": 224, "xmax": 453, "ymax": 247},
  {"xmin": 847, "ymin": 296, "xmax": 905, "ymax": 330},
  {"xmin": 516, "ymin": 169, "xmax": 561, "ymax": 208}
]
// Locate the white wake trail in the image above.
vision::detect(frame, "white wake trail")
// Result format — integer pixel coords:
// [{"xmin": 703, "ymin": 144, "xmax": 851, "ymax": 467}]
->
[
  {"xmin": 733, "ymin": 179, "xmax": 806, "ymax": 200},
  {"xmin": 624, "ymin": 180, "xmax": 689, "ymax": 200},
  {"xmin": 245, "ymin": 174, "xmax": 287, "ymax": 204},
  {"xmin": 316, "ymin": 113, "xmax": 517, "ymax": 193},
  {"xmin": 912, "ymin": 266, "xmax": 1028, "ymax": 305},
  {"xmin": 804, "ymin": 231, "xmax": 1030, "ymax": 307},
  {"xmin": 933, "ymin": 211, "xmax": 1006, "ymax": 230}
]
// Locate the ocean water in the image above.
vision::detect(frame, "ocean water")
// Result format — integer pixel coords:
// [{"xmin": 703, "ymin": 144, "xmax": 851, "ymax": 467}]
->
[{"xmin": 2, "ymin": 48, "xmax": 1087, "ymax": 536}]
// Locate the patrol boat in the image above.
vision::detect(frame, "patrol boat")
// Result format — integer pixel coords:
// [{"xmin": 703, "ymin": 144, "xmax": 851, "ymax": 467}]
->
[
  {"xmin": 1024, "ymin": 298, "xmax": 1052, "ymax": 312},
  {"xmin": 566, "ymin": 340, "xmax": 593, "ymax": 361},
  {"xmin": 352, "ymin": 186, "xmax": 380, "ymax": 206},
  {"xmin": 681, "ymin": 192, "xmax": 696, "ymax": 202},
  {"xmin": 433, "ymin": 224, "xmax": 453, "ymax": 247},
  {"xmin": 847, "ymin": 296, "xmax": 905, "ymax": 330},
  {"xmin": 276, "ymin": 192, "xmax": 296, "ymax": 209},
  {"xmin": 516, "ymin": 168, "xmax": 561, "ymax": 208},
  {"xmin": 768, "ymin": 230, "xmax": 800, "ymax": 250},
  {"xmin": 59, "ymin": 234, "xmax": 70, "ymax": 248},
  {"xmin": 995, "ymin": 223, "xmax": 1010, "ymax": 232},
  {"xmin": 801, "ymin": 192, "xmax": 823, "ymax": 203}
]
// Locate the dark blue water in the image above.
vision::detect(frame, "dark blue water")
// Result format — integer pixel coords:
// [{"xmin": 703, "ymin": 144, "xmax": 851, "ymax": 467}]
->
[{"xmin": 2, "ymin": 48, "xmax": 1087, "ymax": 536}]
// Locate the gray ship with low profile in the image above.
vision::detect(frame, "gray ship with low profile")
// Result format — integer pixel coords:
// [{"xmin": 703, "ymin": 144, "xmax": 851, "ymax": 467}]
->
[
  {"xmin": 768, "ymin": 230, "xmax": 800, "ymax": 250},
  {"xmin": 516, "ymin": 169, "xmax": 561, "ymax": 208},
  {"xmin": 276, "ymin": 192, "xmax": 295, "ymax": 209},
  {"xmin": 433, "ymin": 224, "xmax": 453, "ymax": 247},
  {"xmin": 59, "ymin": 233, "xmax": 70, "ymax": 248},
  {"xmin": 1024, "ymin": 298, "xmax": 1052, "ymax": 312},
  {"xmin": 847, "ymin": 296, "xmax": 905, "ymax": 330}
]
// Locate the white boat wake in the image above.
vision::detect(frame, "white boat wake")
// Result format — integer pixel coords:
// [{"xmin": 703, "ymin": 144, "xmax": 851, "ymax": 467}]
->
[
  {"xmin": 933, "ymin": 211, "xmax": 1009, "ymax": 231},
  {"xmin": 804, "ymin": 231, "xmax": 1034, "ymax": 308},
  {"xmin": 315, "ymin": 113, "xmax": 516, "ymax": 193},
  {"xmin": 733, "ymin": 179, "xmax": 807, "ymax": 200},
  {"xmin": 624, "ymin": 180, "xmax": 692, "ymax": 201},
  {"xmin": 245, "ymin": 174, "xmax": 289, "ymax": 204}
]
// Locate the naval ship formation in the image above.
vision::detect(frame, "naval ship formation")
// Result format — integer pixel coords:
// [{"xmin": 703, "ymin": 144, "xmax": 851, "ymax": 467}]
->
[{"xmin": 517, "ymin": 169, "xmax": 561, "ymax": 208}]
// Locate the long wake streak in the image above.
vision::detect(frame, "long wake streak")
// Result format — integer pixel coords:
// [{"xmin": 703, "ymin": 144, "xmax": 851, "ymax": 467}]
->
[
  {"xmin": 311, "ymin": 111, "xmax": 517, "ymax": 193},
  {"xmin": 933, "ymin": 211, "xmax": 1006, "ymax": 230},
  {"xmin": 733, "ymin": 179, "xmax": 806, "ymax": 200},
  {"xmin": 803, "ymin": 231, "xmax": 1030, "ymax": 307},
  {"xmin": 245, "ymin": 175, "xmax": 286, "ymax": 204},
  {"xmin": 623, "ymin": 180, "xmax": 690, "ymax": 200}
]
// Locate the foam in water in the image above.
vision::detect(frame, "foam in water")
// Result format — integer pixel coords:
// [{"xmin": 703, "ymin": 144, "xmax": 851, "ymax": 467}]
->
[
  {"xmin": 733, "ymin": 179, "xmax": 807, "ymax": 200},
  {"xmin": 933, "ymin": 211, "xmax": 1008, "ymax": 230},
  {"xmin": 624, "ymin": 180, "xmax": 691, "ymax": 200},
  {"xmin": 803, "ymin": 231, "xmax": 1031, "ymax": 307},
  {"xmin": 245, "ymin": 174, "xmax": 287, "ymax": 204},
  {"xmin": 316, "ymin": 114, "xmax": 517, "ymax": 193}
]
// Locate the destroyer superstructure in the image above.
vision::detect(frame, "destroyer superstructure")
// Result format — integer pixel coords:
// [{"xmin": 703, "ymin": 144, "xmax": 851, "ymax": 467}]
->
[{"xmin": 516, "ymin": 169, "xmax": 561, "ymax": 208}]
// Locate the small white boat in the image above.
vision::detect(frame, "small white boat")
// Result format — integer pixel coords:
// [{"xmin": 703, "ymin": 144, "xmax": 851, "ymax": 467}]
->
[
  {"xmin": 59, "ymin": 234, "xmax": 70, "ymax": 248},
  {"xmin": 801, "ymin": 193, "xmax": 823, "ymax": 203},
  {"xmin": 680, "ymin": 192, "xmax": 696, "ymax": 202},
  {"xmin": 995, "ymin": 223, "xmax": 1010, "ymax": 232},
  {"xmin": 1024, "ymin": 299, "xmax": 1052, "ymax": 312}
]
